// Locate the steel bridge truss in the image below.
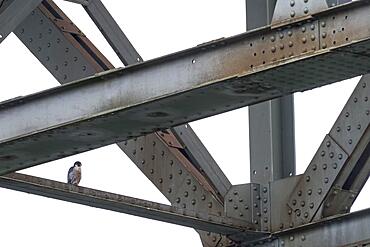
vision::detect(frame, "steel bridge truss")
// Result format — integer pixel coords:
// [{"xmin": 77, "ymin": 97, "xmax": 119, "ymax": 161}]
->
[{"xmin": 0, "ymin": 0, "xmax": 369, "ymax": 246}]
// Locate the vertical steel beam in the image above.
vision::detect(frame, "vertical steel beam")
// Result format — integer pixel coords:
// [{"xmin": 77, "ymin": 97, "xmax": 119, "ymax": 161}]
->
[
  {"xmin": 247, "ymin": 0, "xmax": 296, "ymax": 184},
  {"xmin": 0, "ymin": 0, "xmax": 43, "ymax": 44},
  {"xmin": 83, "ymin": 0, "xmax": 142, "ymax": 65}
]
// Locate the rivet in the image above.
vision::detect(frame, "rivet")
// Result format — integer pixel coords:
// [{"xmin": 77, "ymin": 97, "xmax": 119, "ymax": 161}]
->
[
  {"xmin": 322, "ymin": 43, "xmax": 327, "ymax": 49},
  {"xmin": 208, "ymin": 202, "xmax": 213, "ymax": 208},
  {"xmin": 304, "ymin": 0, "xmax": 308, "ymax": 3},
  {"xmin": 271, "ymin": 46, "xmax": 276, "ymax": 53},
  {"xmin": 192, "ymin": 185, "xmax": 197, "ymax": 191},
  {"xmin": 233, "ymin": 191, "xmax": 238, "ymax": 195},
  {"xmin": 325, "ymin": 203, "xmax": 331, "ymax": 208},
  {"xmin": 338, "ymin": 154, "xmax": 343, "ymax": 160},
  {"xmin": 257, "ymin": 212, "xmax": 261, "ymax": 217},
  {"xmin": 318, "ymin": 188, "xmax": 322, "ymax": 195},
  {"xmin": 191, "ymin": 199, "xmax": 196, "ymax": 205},
  {"xmin": 308, "ymin": 189, "xmax": 312, "ymax": 195},
  {"xmin": 324, "ymin": 177, "xmax": 329, "ymax": 184},
  {"xmin": 280, "ymin": 43, "xmax": 284, "ymax": 50},
  {"xmin": 304, "ymin": 7, "xmax": 309, "ymax": 14},
  {"xmin": 330, "ymin": 152, "xmax": 334, "ymax": 158},
  {"xmin": 254, "ymin": 220, "xmax": 258, "ymax": 224},
  {"xmin": 169, "ymin": 174, "xmax": 173, "ymax": 179},
  {"xmin": 288, "ymin": 209, "xmax": 292, "ymax": 215},
  {"xmin": 311, "ymin": 24, "xmax": 315, "ymax": 30},
  {"xmin": 313, "ymin": 164, "xmax": 317, "ymax": 171},
  {"xmin": 321, "ymin": 22, "xmax": 326, "ymax": 29},
  {"xmin": 279, "ymin": 33, "xmax": 284, "ymax": 39},
  {"xmin": 301, "ymin": 201, "xmax": 305, "ymax": 207},
  {"xmin": 151, "ymin": 155, "xmax": 155, "ymax": 160},
  {"xmin": 288, "ymin": 41, "xmax": 293, "ymax": 47},
  {"xmin": 301, "ymin": 235, "xmax": 306, "ymax": 241},
  {"xmin": 336, "ymin": 126, "xmax": 341, "ymax": 132},
  {"xmin": 326, "ymin": 141, "xmax": 331, "ymax": 147},
  {"xmin": 333, "ymin": 163, "xmax": 338, "ymax": 169},
  {"xmin": 233, "ymin": 205, "xmax": 238, "ymax": 210},
  {"xmin": 288, "ymin": 30, "xmax": 293, "ymax": 36},
  {"xmin": 298, "ymin": 191, "xmax": 302, "ymax": 196},
  {"xmin": 304, "ymin": 212, "xmax": 309, "ymax": 218},
  {"xmin": 228, "ymin": 197, "xmax": 233, "ymax": 202},
  {"xmin": 201, "ymin": 195, "xmax": 206, "ymax": 201},
  {"xmin": 150, "ymin": 169, "xmax": 154, "ymax": 174},
  {"xmin": 289, "ymin": 222, "xmax": 294, "ymax": 228},
  {"xmin": 306, "ymin": 176, "xmax": 310, "ymax": 182},
  {"xmin": 347, "ymin": 126, "xmax": 351, "ymax": 131},
  {"xmin": 354, "ymin": 97, "xmax": 358, "ymax": 103},
  {"xmin": 239, "ymin": 213, "xmax": 243, "ymax": 217},
  {"xmin": 254, "ymin": 203, "xmax": 258, "ymax": 208},
  {"xmin": 310, "ymin": 203, "xmax": 314, "ymax": 209},
  {"xmin": 321, "ymin": 151, "xmax": 326, "ymax": 156},
  {"xmin": 290, "ymin": 11, "xmax": 295, "ymax": 17},
  {"xmin": 178, "ymin": 169, "xmax": 183, "ymax": 175},
  {"xmin": 184, "ymin": 191, "xmax": 189, "ymax": 197},
  {"xmin": 357, "ymin": 124, "xmax": 362, "ymax": 130},
  {"xmin": 159, "ymin": 178, "xmax": 163, "ymax": 184},
  {"xmin": 362, "ymin": 83, "xmax": 367, "ymax": 88},
  {"xmin": 263, "ymin": 187, "xmax": 268, "ymax": 193},
  {"xmin": 176, "ymin": 198, "xmax": 181, "ymax": 203},
  {"xmin": 256, "ymin": 195, "xmax": 261, "ymax": 200},
  {"xmin": 186, "ymin": 179, "xmax": 191, "ymax": 185},
  {"xmin": 296, "ymin": 210, "xmax": 301, "ymax": 216},
  {"xmin": 239, "ymin": 198, "xmax": 243, "ymax": 202},
  {"xmin": 263, "ymin": 208, "xmax": 268, "ymax": 213},
  {"xmin": 302, "ymin": 37, "xmax": 307, "ymax": 44},
  {"xmin": 290, "ymin": 0, "xmax": 295, "ymax": 7},
  {"xmin": 264, "ymin": 217, "xmax": 268, "ymax": 223},
  {"xmin": 141, "ymin": 160, "xmax": 145, "ymax": 164},
  {"xmin": 182, "ymin": 203, "xmax": 186, "ymax": 209},
  {"xmin": 270, "ymin": 36, "xmax": 276, "ymax": 42},
  {"xmin": 292, "ymin": 199, "xmax": 297, "ymax": 206},
  {"xmin": 311, "ymin": 34, "xmax": 316, "ymax": 41},
  {"xmin": 263, "ymin": 198, "xmax": 268, "ymax": 203},
  {"xmin": 302, "ymin": 27, "xmax": 306, "ymax": 33},
  {"xmin": 322, "ymin": 32, "xmax": 327, "ymax": 38},
  {"xmin": 168, "ymin": 188, "xmax": 172, "ymax": 193},
  {"xmin": 289, "ymin": 236, "xmax": 294, "ymax": 241},
  {"xmin": 245, "ymin": 205, "xmax": 249, "ymax": 210}
]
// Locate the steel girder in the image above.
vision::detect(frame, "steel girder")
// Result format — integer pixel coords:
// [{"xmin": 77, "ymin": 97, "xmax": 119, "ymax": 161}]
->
[
  {"xmin": 1, "ymin": 1, "xmax": 370, "ymax": 175},
  {"xmin": 0, "ymin": 0, "xmax": 42, "ymax": 44},
  {"xmin": 12, "ymin": 1, "xmax": 233, "ymax": 246},
  {"xmin": 0, "ymin": 173, "xmax": 267, "ymax": 243}
]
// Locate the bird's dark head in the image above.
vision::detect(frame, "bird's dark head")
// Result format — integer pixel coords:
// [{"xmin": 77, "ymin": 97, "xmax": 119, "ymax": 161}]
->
[{"xmin": 74, "ymin": 161, "xmax": 82, "ymax": 167}]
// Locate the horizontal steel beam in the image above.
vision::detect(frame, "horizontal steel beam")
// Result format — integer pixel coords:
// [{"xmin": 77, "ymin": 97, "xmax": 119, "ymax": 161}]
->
[
  {"xmin": 254, "ymin": 208, "xmax": 370, "ymax": 246},
  {"xmin": 0, "ymin": 173, "xmax": 268, "ymax": 243},
  {"xmin": 2, "ymin": 1, "xmax": 370, "ymax": 174}
]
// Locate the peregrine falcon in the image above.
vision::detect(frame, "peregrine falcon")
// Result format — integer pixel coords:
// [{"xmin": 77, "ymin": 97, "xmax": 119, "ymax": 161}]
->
[{"xmin": 67, "ymin": 161, "xmax": 82, "ymax": 185}]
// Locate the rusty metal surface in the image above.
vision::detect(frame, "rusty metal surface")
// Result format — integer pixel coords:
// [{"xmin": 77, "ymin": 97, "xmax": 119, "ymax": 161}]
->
[
  {"xmin": 2, "ymin": 1, "xmax": 370, "ymax": 175},
  {"xmin": 0, "ymin": 173, "xmax": 267, "ymax": 241}
]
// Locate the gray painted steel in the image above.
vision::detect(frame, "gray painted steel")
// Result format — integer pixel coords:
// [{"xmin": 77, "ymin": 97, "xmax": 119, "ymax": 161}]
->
[
  {"xmin": 0, "ymin": 0, "xmax": 43, "ymax": 43},
  {"xmin": 83, "ymin": 0, "xmax": 143, "ymax": 65},
  {"xmin": 0, "ymin": 173, "xmax": 267, "ymax": 242},
  {"xmin": 247, "ymin": 0, "xmax": 296, "ymax": 185},
  {"xmin": 171, "ymin": 125, "xmax": 232, "ymax": 198},
  {"xmin": 2, "ymin": 1, "xmax": 370, "ymax": 175},
  {"xmin": 254, "ymin": 208, "xmax": 370, "ymax": 246}
]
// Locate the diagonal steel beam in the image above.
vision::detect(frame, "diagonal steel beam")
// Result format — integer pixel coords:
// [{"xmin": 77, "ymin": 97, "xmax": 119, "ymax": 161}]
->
[
  {"xmin": 14, "ymin": 2, "xmax": 234, "ymax": 245},
  {"xmin": 2, "ymin": 0, "xmax": 370, "ymax": 175},
  {"xmin": 0, "ymin": 0, "xmax": 43, "ymax": 44},
  {"xmin": 285, "ymin": 77, "xmax": 369, "ymax": 227},
  {"xmin": 0, "ymin": 173, "xmax": 267, "ymax": 242},
  {"xmin": 83, "ymin": 0, "xmax": 142, "ymax": 65}
]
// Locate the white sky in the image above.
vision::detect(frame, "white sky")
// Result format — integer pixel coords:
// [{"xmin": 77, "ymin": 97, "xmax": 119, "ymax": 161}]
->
[{"xmin": 0, "ymin": 1, "xmax": 368, "ymax": 246}]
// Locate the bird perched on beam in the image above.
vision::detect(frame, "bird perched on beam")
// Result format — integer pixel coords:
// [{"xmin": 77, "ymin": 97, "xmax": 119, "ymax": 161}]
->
[{"xmin": 67, "ymin": 161, "xmax": 82, "ymax": 185}]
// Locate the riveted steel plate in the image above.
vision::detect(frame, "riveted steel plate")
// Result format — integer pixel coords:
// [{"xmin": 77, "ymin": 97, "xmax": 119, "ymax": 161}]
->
[
  {"xmin": 2, "ymin": 2, "xmax": 370, "ymax": 174},
  {"xmin": 117, "ymin": 134, "xmax": 223, "ymax": 215},
  {"xmin": 288, "ymin": 135, "xmax": 348, "ymax": 225},
  {"xmin": 329, "ymin": 74, "xmax": 370, "ymax": 154},
  {"xmin": 225, "ymin": 184, "xmax": 255, "ymax": 223},
  {"xmin": 272, "ymin": 0, "xmax": 328, "ymax": 27}
]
